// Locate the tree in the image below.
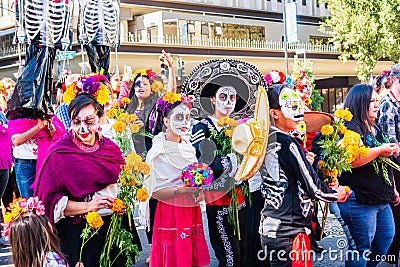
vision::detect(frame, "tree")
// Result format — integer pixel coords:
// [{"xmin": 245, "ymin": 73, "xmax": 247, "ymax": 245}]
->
[{"xmin": 319, "ymin": 0, "xmax": 400, "ymax": 81}]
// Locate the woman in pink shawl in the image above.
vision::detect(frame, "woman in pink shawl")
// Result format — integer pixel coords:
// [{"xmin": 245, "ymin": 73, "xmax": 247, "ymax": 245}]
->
[
  {"xmin": 34, "ymin": 94, "xmax": 141, "ymax": 266},
  {"xmin": 8, "ymin": 115, "xmax": 65, "ymax": 198}
]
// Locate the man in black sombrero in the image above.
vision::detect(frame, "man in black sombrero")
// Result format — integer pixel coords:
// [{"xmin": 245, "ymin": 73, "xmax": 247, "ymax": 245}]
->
[{"xmin": 184, "ymin": 59, "xmax": 265, "ymax": 266}]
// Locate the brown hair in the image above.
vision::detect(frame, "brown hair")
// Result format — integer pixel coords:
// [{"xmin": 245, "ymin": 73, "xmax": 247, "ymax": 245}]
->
[{"xmin": 10, "ymin": 213, "xmax": 67, "ymax": 267}]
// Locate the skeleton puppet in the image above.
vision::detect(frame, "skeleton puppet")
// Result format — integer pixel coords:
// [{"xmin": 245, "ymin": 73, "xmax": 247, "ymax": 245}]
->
[
  {"xmin": 78, "ymin": 0, "xmax": 120, "ymax": 76},
  {"xmin": 7, "ymin": 0, "xmax": 73, "ymax": 120}
]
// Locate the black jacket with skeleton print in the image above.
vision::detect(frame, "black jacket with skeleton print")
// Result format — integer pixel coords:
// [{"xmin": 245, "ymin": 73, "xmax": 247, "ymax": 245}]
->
[{"xmin": 259, "ymin": 127, "xmax": 338, "ymax": 238}]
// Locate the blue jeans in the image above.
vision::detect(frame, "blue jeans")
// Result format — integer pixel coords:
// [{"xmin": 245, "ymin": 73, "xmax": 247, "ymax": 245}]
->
[
  {"xmin": 338, "ymin": 193, "xmax": 395, "ymax": 267},
  {"xmin": 14, "ymin": 160, "xmax": 36, "ymax": 198},
  {"xmin": 329, "ymin": 202, "xmax": 356, "ymax": 249}
]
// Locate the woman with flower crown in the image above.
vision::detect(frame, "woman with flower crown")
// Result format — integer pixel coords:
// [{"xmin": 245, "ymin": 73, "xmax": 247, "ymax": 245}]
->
[
  {"xmin": 34, "ymin": 77, "xmax": 141, "ymax": 267},
  {"xmin": 143, "ymin": 92, "xmax": 210, "ymax": 267}
]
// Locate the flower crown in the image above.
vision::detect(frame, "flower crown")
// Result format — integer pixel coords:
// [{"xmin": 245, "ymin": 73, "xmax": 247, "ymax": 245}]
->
[
  {"xmin": 2, "ymin": 197, "xmax": 46, "ymax": 237},
  {"xmin": 131, "ymin": 69, "xmax": 156, "ymax": 83},
  {"xmin": 156, "ymin": 92, "xmax": 193, "ymax": 115},
  {"xmin": 63, "ymin": 73, "xmax": 111, "ymax": 105},
  {"xmin": 292, "ymin": 70, "xmax": 307, "ymax": 82},
  {"xmin": 264, "ymin": 70, "xmax": 286, "ymax": 86},
  {"xmin": 380, "ymin": 69, "xmax": 392, "ymax": 87}
]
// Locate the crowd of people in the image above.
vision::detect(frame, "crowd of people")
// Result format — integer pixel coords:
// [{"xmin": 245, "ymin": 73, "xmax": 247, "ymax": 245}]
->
[{"xmin": 0, "ymin": 55, "xmax": 399, "ymax": 267}]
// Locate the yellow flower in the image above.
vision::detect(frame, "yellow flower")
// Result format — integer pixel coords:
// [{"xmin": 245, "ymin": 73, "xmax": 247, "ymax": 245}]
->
[
  {"xmin": 86, "ymin": 211, "xmax": 104, "ymax": 229},
  {"xmin": 130, "ymin": 123, "xmax": 140, "ymax": 134},
  {"xmin": 344, "ymin": 186, "xmax": 351, "ymax": 193},
  {"xmin": 0, "ymin": 82, "xmax": 5, "ymax": 93},
  {"xmin": 339, "ymin": 125, "xmax": 347, "ymax": 134},
  {"xmin": 225, "ymin": 129, "xmax": 233, "ymax": 137},
  {"xmin": 151, "ymin": 80, "xmax": 165, "ymax": 93},
  {"xmin": 113, "ymin": 121, "xmax": 126, "ymax": 133},
  {"xmin": 217, "ymin": 117, "xmax": 238, "ymax": 128},
  {"xmin": 136, "ymin": 187, "xmax": 148, "ymax": 202},
  {"xmin": 3, "ymin": 212, "xmax": 13, "ymax": 223},
  {"xmin": 63, "ymin": 87, "xmax": 77, "ymax": 105},
  {"xmin": 117, "ymin": 113, "xmax": 128, "ymax": 122},
  {"xmin": 359, "ymin": 146, "xmax": 369, "ymax": 157},
  {"xmin": 111, "ymin": 198, "xmax": 125, "ymax": 213},
  {"xmin": 121, "ymin": 97, "xmax": 130, "ymax": 105},
  {"xmin": 162, "ymin": 92, "xmax": 181, "ymax": 104},
  {"xmin": 96, "ymin": 87, "xmax": 110, "ymax": 105},
  {"xmin": 321, "ymin": 125, "xmax": 334, "ymax": 135},
  {"xmin": 138, "ymin": 162, "xmax": 150, "ymax": 175},
  {"xmin": 125, "ymin": 114, "xmax": 138, "ymax": 124},
  {"xmin": 334, "ymin": 108, "xmax": 353, "ymax": 121},
  {"xmin": 332, "ymin": 169, "xmax": 338, "ymax": 178},
  {"xmin": 113, "ymin": 102, "xmax": 121, "ymax": 109},
  {"xmin": 342, "ymin": 130, "xmax": 361, "ymax": 147},
  {"xmin": 106, "ymin": 108, "xmax": 117, "ymax": 119},
  {"xmin": 126, "ymin": 153, "xmax": 142, "ymax": 167}
]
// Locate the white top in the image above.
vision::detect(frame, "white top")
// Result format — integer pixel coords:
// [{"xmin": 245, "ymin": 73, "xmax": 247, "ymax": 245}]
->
[{"xmin": 12, "ymin": 137, "xmax": 38, "ymax": 159}]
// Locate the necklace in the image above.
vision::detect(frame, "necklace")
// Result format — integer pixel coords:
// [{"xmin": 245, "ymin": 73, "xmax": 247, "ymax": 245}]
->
[{"xmin": 72, "ymin": 134, "xmax": 100, "ymax": 152}]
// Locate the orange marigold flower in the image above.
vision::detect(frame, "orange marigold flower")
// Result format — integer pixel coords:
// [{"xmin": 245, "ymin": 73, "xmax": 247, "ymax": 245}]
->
[
  {"xmin": 113, "ymin": 121, "xmax": 126, "ymax": 133},
  {"xmin": 125, "ymin": 114, "xmax": 138, "ymax": 124},
  {"xmin": 136, "ymin": 187, "xmax": 148, "ymax": 202},
  {"xmin": 317, "ymin": 160, "xmax": 324, "ymax": 168},
  {"xmin": 126, "ymin": 153, "xmax": 142, "ymax": 167},
  {"xmin": 225, "ymin": 129, "xmax": 233, "ymax": 137},
  {"xmin": 117, "ymin": 113, "xmax": 128, "ymax": 122},
  {"xmin": 139, "ymin": 162, "xmax": 150, "ymax": 175},
  {"xmin": 339, "ymin": 125, "xmax": 347, "ymax": 134},
  {"xmin": 111, "ymin": 198, "xmax": 125, "ymax": 212},
  {"xmin": 359, "ymin": 146, "xmax": 369, "ymax": 157},
  {"xmin": 321, "ymin": 125, "xmax": 334, "ymax": 136},
  {"xmin": 86, "ymin": 211, "xmax": 104, "ymax": 229},
  {"xmin": 121, "ymin": 97, "xmax": 130, "ymax": 105},
  {"xmin": 343, "ymin": 186, "xmax": 351, "ymax": 193},
  {"xmin": 130, "ymin": 123, "xmax": 140, "ymax": 134}
]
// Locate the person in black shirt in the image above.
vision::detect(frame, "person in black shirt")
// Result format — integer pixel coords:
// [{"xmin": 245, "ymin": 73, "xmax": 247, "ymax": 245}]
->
[
  {"xmin": 259, "ymin": 84, "xmax": 348, "ymax": 267},
  {"xmin": 338, "ymin": 84, "xmax": 400, "ymax": 267}
]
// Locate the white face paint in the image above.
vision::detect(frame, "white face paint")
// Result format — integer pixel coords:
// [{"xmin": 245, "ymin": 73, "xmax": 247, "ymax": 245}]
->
[
  {"xmin": 278, "ymin": 87, "xmax": 304, "ymax": 122},
  {"xmin": 71, "ymin": 105, "xmax": 99, "ymax": 145},
  {"xmin": 215, "ymin": 86, "xmax": 237, "ymax": 115},
  {"xmin": 168, "ymin": 104, "xmax": 191, "ymax": 136},
  {"xmin": 134, "ymin": 76, "xmax": 151, "ymax": 100}
]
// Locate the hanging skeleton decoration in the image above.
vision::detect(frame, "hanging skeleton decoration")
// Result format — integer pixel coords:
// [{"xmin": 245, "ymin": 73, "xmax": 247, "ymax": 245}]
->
[
  {"xmin": 78, "ymin": 0, "xmax": 120, "ymax": 77},
  {"xmin": 7, "ymin": 0, "xmax": 73, "ymax": 120}
]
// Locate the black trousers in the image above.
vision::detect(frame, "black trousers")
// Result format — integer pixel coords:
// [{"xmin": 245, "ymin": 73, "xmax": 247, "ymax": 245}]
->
[
  {"xmin": 246, "ymin": 190, "xmax": 270, "ymax": 267},
  {"xmin": 261, "ymin": 236, "xmax": 295, "ymax": 267},
  {"xmin": 386, "ymin": 171, "xmax": 400, "ymax": 264},
  {"xmin": 206, "ymin": 204, "xmax": 248, "ymax": 267},
  {"xmin": 0, "ymin": 169, "xmax": 10, "ymax": 223}
]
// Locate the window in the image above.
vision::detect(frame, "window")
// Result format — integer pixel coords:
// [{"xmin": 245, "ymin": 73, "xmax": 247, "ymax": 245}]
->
[
  {"xmin": 309, "ymin": 36, "xmax": 332, "ymax": 45},
  {"xmin": 187, "ymin": 23, "xmax": 195, "ymax": 34},
  {"xmin": 201, "ymin": 23, "xmax": 209, "ymax": 35},
  {"xmin": 302, "ymin": 0, "xmax": 307, "ymax": 5}
]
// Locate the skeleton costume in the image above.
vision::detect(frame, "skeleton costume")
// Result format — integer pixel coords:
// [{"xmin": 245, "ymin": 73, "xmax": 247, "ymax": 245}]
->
[
  {"xmin": 78, "ymin": 0, "xmax": 120, "ymax": 76},
  {"xmin": 184, "ymin": 59, "xmax": 266, "ymax": 267},
  {"xmin": 259, "ymin": 85, "xmax": 338, "ymax": 267},
  {"xmin": 7, "ymin": 0, "xmax": 73, "ymax": 120}
]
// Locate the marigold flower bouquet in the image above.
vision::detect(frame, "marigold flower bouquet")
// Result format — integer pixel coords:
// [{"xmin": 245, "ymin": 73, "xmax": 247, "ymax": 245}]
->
[
  {"xmin": 317, "ymin": 108, "xmax": 369, "ymax": 184},
  {"xmin": 210, "ymin": 117, "xmax": 247, "ymax": 239},
  {"xmin": 106, "ymin": 97, "xmax": 140, "ymax": 155},
  {"xmin": 100, "ymin": 152, "xmax": 149, "ymax": 267}
]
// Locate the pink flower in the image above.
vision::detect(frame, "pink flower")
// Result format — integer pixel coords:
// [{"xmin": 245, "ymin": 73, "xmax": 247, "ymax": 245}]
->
[{"xmin": 27, "ymin": 197, "xmax": 46, "ymax": 215}]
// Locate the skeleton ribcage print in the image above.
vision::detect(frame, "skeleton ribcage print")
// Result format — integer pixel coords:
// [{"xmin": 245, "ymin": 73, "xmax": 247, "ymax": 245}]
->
[
  {"xmin": 21, "ymin": 0, "xmax": 72, "ymax": 47},
  {"xmin": 80, "ymin": 0, "xmax": 120, "ymax": 47}
]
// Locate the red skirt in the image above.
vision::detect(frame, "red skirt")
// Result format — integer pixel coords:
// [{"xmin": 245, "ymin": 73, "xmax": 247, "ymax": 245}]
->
[{"xmin": 150, "ymin": 193, "xmax": 210, "ymax": 267}]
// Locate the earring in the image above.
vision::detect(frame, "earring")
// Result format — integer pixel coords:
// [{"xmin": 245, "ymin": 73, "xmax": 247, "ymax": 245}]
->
[{"xmin": 98, "ymin": 125, "xmax": 102, "ymax": 131}]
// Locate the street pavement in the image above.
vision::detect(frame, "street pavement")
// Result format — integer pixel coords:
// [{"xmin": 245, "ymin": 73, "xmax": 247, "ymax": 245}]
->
[{"xmin": 0, "ymin": 204, "xmax": 393, "ymax": 267}]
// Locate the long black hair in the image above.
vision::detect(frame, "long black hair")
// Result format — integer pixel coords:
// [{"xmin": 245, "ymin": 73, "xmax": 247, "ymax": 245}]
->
[{"xmin": 343, "ymin": 84, "xmax": 375, "ymax": 140}]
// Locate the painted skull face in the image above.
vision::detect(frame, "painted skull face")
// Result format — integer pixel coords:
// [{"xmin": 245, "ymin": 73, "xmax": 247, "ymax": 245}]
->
[
  {"xmin": 279, "ymin": 88, "xmax": 304, "ymax": 121},
  {"xmin": 134, "ymin": 76, "xmax": 151, "ymax": 100},
  {"xmin": 71, "ymin": 105, "xmax": 99, "ymax": 144},
  {"xmin": 168, "ymin": 104, "xmax": 191, "ymax": 136},
  {"xmin": 295, "ymin": 77, "xmax": 312, "ymax": 101},
  {"xmin": 215, "ymin": 86, "xmax": 237, "ymax": 115}
]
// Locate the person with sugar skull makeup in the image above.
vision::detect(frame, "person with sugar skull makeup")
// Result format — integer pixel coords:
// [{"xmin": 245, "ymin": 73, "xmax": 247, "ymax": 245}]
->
[
  {"xmin": 142, "ymin": 92, "xmax": 210, "ymax": 267},
  {"xmin": 34, "ymin": 81, "xmax": 142, "ymax": 267},
  {"xmin": 258, "ymin": 84, "xmax": 349, "ymax": 267},
  {"xmin": 190, "ymin": 83, "xmax": 248, "ymax": 267}
]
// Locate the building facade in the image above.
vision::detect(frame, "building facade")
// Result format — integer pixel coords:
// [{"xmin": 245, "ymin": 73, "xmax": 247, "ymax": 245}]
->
[{"xmin": 0, "ymin": 0, "xmax": 393, "ymax": 112}]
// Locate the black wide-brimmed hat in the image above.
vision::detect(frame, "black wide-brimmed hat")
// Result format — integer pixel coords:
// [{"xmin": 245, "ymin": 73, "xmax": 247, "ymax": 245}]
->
[{"xmin": 182, "ymin": 59, "xmax": 267, "ymax": 120}]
